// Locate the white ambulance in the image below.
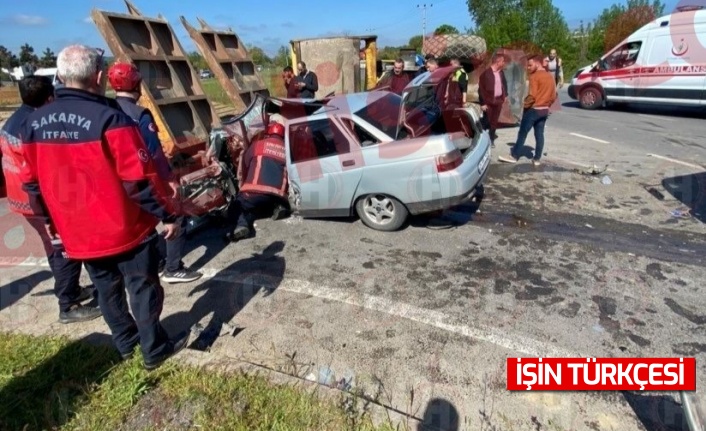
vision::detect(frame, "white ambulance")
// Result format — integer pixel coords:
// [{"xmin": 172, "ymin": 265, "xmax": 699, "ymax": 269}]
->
[{"xmin": 568, "ymin": 5, "xmax": 706, "ymax": 110}]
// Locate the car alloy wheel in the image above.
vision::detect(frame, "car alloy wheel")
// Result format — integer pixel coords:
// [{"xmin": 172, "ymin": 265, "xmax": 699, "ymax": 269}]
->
[{"xmin": 356, "ymin": 194, "xmax": 408, "ymax": 232}]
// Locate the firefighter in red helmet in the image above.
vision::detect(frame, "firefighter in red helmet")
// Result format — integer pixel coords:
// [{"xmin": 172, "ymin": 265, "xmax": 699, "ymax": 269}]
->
[
  {"xmin": 227, "ymin": 119, "xmax": 290, "ymax": 241},
  {"xmin": 107, "ymin": 61, "xmax": 202, "ymax": 284}
]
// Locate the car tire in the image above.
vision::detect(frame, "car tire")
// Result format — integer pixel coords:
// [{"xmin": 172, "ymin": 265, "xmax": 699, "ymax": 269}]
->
[
  {"xmin": 355, "ymin": 194, "xmax": 408, "ymax": 232},
  {"xmin": 579, "ymin": 87, "xmax": 603, "ymax": 110}
]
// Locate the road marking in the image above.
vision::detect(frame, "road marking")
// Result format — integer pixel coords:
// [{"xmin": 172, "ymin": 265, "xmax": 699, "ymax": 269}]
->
[
  {"xmin": 638, "ymin": 113, "xmax": 675, "ymax": 122},
  {"xmin": 647, "ymin": 153, "xmax": 705, "ymax": 170},
  {"xmin": 570, "ymin": 133, "xmax": 610, "ymax": 144},
  {"xmin": 2, "ymin": 261, "xmax": 585, "ymax": 358}
]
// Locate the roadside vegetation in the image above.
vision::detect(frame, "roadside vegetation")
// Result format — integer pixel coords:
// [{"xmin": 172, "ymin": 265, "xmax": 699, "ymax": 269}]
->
[{"xmin": 0, "ymin": 331, "xmax": 397, "ymax": 431}]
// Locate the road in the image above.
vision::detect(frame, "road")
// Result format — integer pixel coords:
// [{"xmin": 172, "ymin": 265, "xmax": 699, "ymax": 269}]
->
[{"xmin": 1, "ymin": 95, "xmax": 705, "ymax": 430}]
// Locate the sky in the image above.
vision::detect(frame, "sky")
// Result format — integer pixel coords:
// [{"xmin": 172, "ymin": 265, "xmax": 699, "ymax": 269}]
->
[{"xmin": 0, "ymin": 0, "xmax": 686, "ymax": 58}]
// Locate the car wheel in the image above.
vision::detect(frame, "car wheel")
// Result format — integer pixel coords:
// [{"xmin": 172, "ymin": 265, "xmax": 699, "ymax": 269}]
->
[
  {"xmin": 579, "ymin": 87, "xmax": 603, "ymax": 110},
  {"xmin": 355, "ymin": 194, "xmax": 408, "ymax": 232}
]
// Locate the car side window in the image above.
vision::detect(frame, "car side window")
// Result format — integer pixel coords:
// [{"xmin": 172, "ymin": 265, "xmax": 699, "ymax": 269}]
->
[
  {"xmin": 289, "ymin": 119, "xmax": 351, "ymax": 163},
  {"xmin": 605, "ymin": 42, "xmax": 642, "ymax": 70},
  {"xmin": 341, "ymin": 118, "xmax": 380, "ymax": 147}
]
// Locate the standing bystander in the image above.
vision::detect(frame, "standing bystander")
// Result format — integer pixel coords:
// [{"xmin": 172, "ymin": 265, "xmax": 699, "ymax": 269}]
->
[
  {"xmin": 499, "ymin": 54, "xmax": 557, "ymax": 166},
  {"xmin": 478, "ymin": 51, "xmax": 508, "ymax": 147},
  {"xmin": 107, "ymin": 61, "xmax": 203, "ymax": 284},
  {"xmin": 19, "ymin": 45, "xmax": 189, "ymax": 370},
  {"xmin": 0, "ymin": 75, "xmax": 100, "ymax": 323}
]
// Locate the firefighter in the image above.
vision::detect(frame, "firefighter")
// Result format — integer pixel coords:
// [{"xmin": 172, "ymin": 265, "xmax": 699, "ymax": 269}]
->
[
  {"xmin": 20, "ymin": 45, "xmax": 189, "ymax": 369},
  {"xmin": 0, "ymin": 75, "xmax": 100, "ymax": 324},
  {"xmin": 227, "ymin": 120, "xmax": 289, "ymax": 242},
  {"xmin": 107, "ymin": 62, "xmax": 202, "ymax": 284}
]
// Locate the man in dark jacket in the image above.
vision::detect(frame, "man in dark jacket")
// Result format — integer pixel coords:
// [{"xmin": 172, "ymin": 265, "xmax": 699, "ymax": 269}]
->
[
  {"xmin": 295, "ymin": 61, "xmax": 318, "ymax": 99},
  {"xmin": 1, "ymin": 75, "xmax": 99, "ymax": 323},
  {"xmin": 107, "ymin": 61, "xmax": 202, "ymax": 285},
  {"xmin": 478, "ymin": 51, "xmax": 508, "ymax": 147},
  {"xmin": 227, "ymin": 120, "xmax": 289, "ymax": 241},
  {"xmin": 20, "ymin": 44, "xmax": 189, "ymax": 370},
  {"xmin": 375, "ymin": 58, "xmax": 410, "ymax": 95}
]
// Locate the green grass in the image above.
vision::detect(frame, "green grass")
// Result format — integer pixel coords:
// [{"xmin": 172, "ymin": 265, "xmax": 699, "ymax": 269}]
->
[{"xmin": 0, "ymin": 332, "xmax": 398, "ymax": 431}]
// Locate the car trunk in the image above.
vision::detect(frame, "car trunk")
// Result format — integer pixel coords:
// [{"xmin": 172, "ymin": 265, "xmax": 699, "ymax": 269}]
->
[{"xmin": 395, "ymin": 66, "xmax": 480, "ymax": 156}]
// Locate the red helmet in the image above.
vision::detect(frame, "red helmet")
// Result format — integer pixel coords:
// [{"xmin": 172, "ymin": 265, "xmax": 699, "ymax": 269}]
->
[
  {"xmin": 108, "ymin": 62, "xmax": 142, "ymax": 92},
  {"xmin": 267, "ymin": 121, "xmax": 285, "ymax": 138}
]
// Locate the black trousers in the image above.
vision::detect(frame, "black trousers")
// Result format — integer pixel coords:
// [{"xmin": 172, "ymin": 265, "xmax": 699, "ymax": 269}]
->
[
  {"xmin": 26, "ymin": 217, "xmax": 83, "ymax": 313},
  {"xmin": 83, "ymin": 234, "xmax": 170, "ymax": 360},
  {"xmin": 156, "ymin": 216, "xmax": 188, "ymax": 273},
  {"xmin": 230, "ymin": 193, "xmax": 284, "ymax": 229}
]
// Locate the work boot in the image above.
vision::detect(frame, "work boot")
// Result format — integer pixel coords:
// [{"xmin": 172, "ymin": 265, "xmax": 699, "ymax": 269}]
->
[
  {"xmin": 59, "ymin": 304, "xmax": 102, "ymax": 324},
  {"xmin": 144, "ymin": 331, "xmax": 190, "ymax": 371},
  {"xmin": 271, "ymin": 204, "xmax": 290, "ymax": 221},
  {"xmin": 227, "ymin": 226, "xmax": 251, "ymax": 242}
]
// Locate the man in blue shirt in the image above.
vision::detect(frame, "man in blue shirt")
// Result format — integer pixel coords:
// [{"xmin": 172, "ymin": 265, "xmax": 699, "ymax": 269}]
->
[{"xmin": 107, "ymin": 62, "xmax": 202, "ymax": 284}]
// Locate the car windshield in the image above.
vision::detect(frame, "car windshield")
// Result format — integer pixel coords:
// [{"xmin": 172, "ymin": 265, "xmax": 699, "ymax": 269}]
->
[{"xmin": 353, "ymin": 93, "xmax": 402, "ymax": 139}]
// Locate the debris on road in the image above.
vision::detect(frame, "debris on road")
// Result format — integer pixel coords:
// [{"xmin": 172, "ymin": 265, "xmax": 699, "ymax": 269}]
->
[
  {"xmin": 647, "ymin": 187, "xmax": 666, "ymax": 201},
  {"xmin": 601, "ymin": 175, "xmax": 612, "ymax": 185},
  {"xmin": 576, "ymin": 164, "xmax": 608, "ymax": 176},
  {"xmin": 671, "ymin": 208, "xmax": 692, "ymax": 219}
]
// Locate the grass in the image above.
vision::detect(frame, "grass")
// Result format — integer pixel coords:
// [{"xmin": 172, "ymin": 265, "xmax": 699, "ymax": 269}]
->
[
  {"xmin": 200, "ymin": 68, "xmax": 287, "ymax": 109},
  {"xmin": 0, "ymin": 331, "xmax": 399, "ymax": 431}
]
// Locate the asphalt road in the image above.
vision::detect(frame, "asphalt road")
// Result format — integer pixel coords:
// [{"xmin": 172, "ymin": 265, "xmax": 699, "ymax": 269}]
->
[{"xmin": 1, "ymin": 96, "xmax": 706, "ymax": 430}]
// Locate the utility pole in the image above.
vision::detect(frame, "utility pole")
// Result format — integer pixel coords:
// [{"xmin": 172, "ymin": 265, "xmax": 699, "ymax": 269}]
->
[{"xmin": 417, "ymin": 3, "xmax": 432, "ymax": 53}]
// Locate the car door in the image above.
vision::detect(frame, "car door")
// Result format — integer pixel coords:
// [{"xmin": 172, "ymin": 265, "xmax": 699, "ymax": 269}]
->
[
  {"xmin": 600, "ymin": 41, "xmax": 643, "ymax": 100},
  {"xmin": 285, "ymin": 117, "xmax": 364, "ymax": 217}
]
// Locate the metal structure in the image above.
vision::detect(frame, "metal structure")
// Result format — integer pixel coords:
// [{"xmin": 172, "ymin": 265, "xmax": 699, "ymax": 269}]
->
[
  {"xmin": 290, "ymin": 35, "xmax": 378, "ymax": 96},
  {"xmin": 91, "ymin": 1, "xmax": 218, "ymax": 157},
  {"xmin": 181, "ymin": 16, "xmax": 269, "ymax": 114}
]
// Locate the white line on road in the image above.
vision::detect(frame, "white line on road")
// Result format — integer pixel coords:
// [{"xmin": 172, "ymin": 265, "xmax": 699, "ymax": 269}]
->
[
  {"xmin": 647, "ymin": 153, "xmax": 706, "ymax": 170},
  {"xmin": 637, "ymin": 113, "xmax": 676, "ymax": 122},
  {"xmin": 2, "ymin": 261, "xmax": 585, "ymax": 359},
  {"xmin": 569, "ymin": 133, "xmax": 610, "ymax": 144}
]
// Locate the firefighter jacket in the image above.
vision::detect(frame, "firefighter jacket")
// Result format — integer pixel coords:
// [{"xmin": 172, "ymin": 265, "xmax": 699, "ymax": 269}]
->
[
  {"xmin": 19, "ymin": 88, "xmax": 176, "ymax": 259},
  {"xmin": 239, "ymin": 135, "xmax": 287, "ymax": 199},
  {"xmin": 1, "ymin": 104, "xmax": 35, "ymax": 215}
]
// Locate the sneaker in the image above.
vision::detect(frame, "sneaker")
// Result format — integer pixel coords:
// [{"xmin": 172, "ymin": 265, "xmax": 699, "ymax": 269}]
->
[
  {"xmin": 532, "ymin": 159, "xmax": 541, "ymax": 167},
  {"xmin": 59, "ymin": 304, "xmax": 102, "ymax": 324},
  {"xmin": 144, "ymin": 331, "xmax": 190, "ymax": 371},
  {"xmin": 76, "ymin": 286, "xmax": 96, "ymax": 302},
  {"xmin": 161, "ymin": 268, "xmax": 203, "ymax": 284},
  {"xmin": 498, "ymin": 155, "xmax": 518, "ymax": 163}
]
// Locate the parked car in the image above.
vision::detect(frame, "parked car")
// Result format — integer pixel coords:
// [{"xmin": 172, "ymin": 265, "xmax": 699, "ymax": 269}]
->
[
  {"xmin": 219, "ymin": 65, "xmax": 492, "ymax": 231},
  {"xmin": 199, "ymin": 70, "xmax": 213, "ymax": 79}
]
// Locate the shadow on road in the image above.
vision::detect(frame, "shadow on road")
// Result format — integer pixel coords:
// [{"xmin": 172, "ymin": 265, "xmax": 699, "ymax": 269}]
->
[
  {"xmin": 417, "ymin": 397, "xmax": 459, "ymax": 431},
  {"xmin": 623, "ymin": 391, "xmax": 690, "ymax": 431},
  {"xmin": 161, "ymin": 241, "xmax": 286, "ymax": 351},
  {"xmin": 0, "ymin": 270, "xmax": 52, "ymax": 312},
  {"xmin": 0, "ymin": 332, "xmax": 120, "ymax": 431},
  {"xmin": 662, "ymin": 171, "xmax": 706, "ymax": 223}
]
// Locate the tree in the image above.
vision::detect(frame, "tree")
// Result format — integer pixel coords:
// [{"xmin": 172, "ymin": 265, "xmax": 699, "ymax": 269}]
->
[
  {"xmin": 0, "ymin": 46, "xmax": 19, "ymax": 69},
  {"xmin": 247, "ymin": 46, "xmax": 272, "ymax": 65},
  {"xmin": 587, "ymin": 0, "xmax": 665, "ymax": 59},
  {"xmin": 187, "ymin": 51, "xmax": 207, "ymax": 71},
  {"xmin": 434, "ymin": 24, "xmax": 460, "ymax": 35},
  {"xmin": 19, "ymin": 43, "xmax": 38, "ymax": 65},
  {"xmin": 466, "ymin": 0, "xmax": 578, "ymax": 72},
  {"xmin": 39, "ymin": 47, "xmax": 56, "ymax": 67},
  {"xmin": 408, "ymin": 35, "xmax": 423, "ymax": 52},
  {"xmin": 378, "ymin": 46, "xmax": 400, "ymax": 60},
  {"xmin": 272, "ymin": 45, "xmax": 290, "ymax": 68}
]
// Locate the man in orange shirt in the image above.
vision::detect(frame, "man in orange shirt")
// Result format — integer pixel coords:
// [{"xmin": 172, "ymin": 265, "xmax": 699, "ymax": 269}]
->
[{"xmin": 499, "ymin": 54, "xmax": 557, "ymax": 166}]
